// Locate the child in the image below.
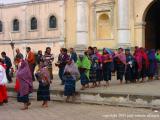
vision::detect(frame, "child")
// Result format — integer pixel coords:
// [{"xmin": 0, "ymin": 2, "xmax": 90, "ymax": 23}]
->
[
  {"xmin": 35, "ymin": 61, "xmax": 50, "ymax": 108},
  {"xmin": 63, "ymin": 58, "xmax": 80, "ymax": 102}
]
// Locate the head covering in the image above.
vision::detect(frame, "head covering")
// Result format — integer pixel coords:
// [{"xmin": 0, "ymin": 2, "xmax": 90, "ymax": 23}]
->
[
  {"xmin": 125, "ymin": 48, "xmax": 130, "ymax": 52},
  {"xmin": 140, "ymin": 48, "xmax": 149, "ymax": 68},
  {"xmin": 148, "ymin": 49, "xmax": 156, "ymax": 61},
  {"xmin": 134, "ymin": 48, "xmax": 142, "ymax": 71},
  {"xmin": 115, "ymin": 50, "xmax": 126, "ymax": 64},
  {"xmin": 40, "ymin": 67, "xmax": 51, "ymax": 83},
  {"xmin": 106, "ymin": 48, "xmax": 112, "ymax": 55},
  {"xmin": 77, "ymin": 55, "xmax": 91, "ymax": 79},
  {"xmin": 118, "ymin": 47, "xmax": 124, "ymax": 52},
  {"xmin": 64, "ymin": 61, "xmax": 80, "ymax": 80},
  {"xmin": 16, "ymin": 60, "xmax": 33, "ymax": 96}
]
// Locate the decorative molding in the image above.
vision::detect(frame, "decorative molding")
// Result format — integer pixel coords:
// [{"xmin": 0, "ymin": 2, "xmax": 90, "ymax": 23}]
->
[
  {"xmin": 0, "ymin": 37, "xmax": 64, "ymax": 45},
  {"xmin": 93, "ymin": 0, "xmax": 115, "ymax": 41},
  {"xmin": 0, "ymin": 0, "xmax": 65, "ymax": 8}
]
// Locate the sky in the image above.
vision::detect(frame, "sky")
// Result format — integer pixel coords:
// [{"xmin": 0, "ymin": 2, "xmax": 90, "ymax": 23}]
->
[{"xmin": 0, "ymin": 0, "xmax": 32, "ymax": 4}]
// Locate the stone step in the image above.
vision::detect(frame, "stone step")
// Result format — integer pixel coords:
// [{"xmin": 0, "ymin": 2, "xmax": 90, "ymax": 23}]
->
[{"xmin": 7, "ymin": 87, "xmax": 160, "ymax": 109}]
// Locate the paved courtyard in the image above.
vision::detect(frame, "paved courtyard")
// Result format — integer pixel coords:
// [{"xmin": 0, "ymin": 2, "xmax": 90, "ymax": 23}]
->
[
  {"xmin": 0, "ymin": 99, "xmax": 160, "ymax": 120},
  {"xmin": 7, "ymin": 75, "xmax": 160, "ymax": 96}
]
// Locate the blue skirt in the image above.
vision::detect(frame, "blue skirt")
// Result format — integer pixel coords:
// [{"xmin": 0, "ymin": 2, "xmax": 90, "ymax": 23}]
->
[
  {"xmin": 64, "ymin": 76, "xmax": 76, "ymax": 96},
  {"xmin": 37, "ymin": 83, "xmax": 50, "ymax": 101},
  {"xmin": 80, "ymin": 72, "xmax": 89, "ymax": 85},
  {"xmin": 103, "ymin": 62, "xmax": 112, "ymax": 81},
  {"xmin": 17, "ymin": 93, "xmax": 29, "ymax": 103},
  {"xmin": 117, "ymin": 63, "xmax": 125, "ymax": 80}
]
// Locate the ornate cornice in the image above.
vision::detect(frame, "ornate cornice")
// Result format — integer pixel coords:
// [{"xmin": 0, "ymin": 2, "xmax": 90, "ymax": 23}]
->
[
  {"xmin": 0, "ymin": 37, "xmax": 64, "ymax": 45},
  {"xmin": 0, "ymin": 0, "xmax": 64, "ymax": 8}
]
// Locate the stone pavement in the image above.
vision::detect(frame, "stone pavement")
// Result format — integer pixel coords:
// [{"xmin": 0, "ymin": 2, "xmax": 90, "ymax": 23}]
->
[
  {"xmin": 7, "ymin": 75, "xmax": 160, "ymax": 96},
  {"xmin": 6, "ymin": 75, "xmax": 160, "ymax": 107},
  {"xmin": 0, "ymin": 99, "xmax": 160, "ymax": 120}
]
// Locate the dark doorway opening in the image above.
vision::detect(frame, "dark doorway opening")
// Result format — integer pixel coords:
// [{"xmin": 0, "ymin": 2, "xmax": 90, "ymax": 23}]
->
[{"xmin": 145, "ymin": 0, "xmax": 160, "ymax": 49}]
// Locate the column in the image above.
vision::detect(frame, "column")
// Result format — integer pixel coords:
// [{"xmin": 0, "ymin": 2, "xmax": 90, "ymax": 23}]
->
[
  {"xmin": 76, "ymin": 0, "xmax": 88, "ymax": 47},
  {"xmin": 118, "ymin": 0, "xmax": 130, "ymax": 47}
]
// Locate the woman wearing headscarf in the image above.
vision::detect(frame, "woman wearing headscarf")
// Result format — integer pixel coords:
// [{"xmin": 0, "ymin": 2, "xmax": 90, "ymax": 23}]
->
[
  {"xmin": 0, "ymin": 58, "xmax": 8, "ymax": 105},
  {"xmin": 114, "ymin": 48, "xmax": 126, "ymax": 84},
  {"xmin": 125, "ymin": 49, "xmax": 136, "ymax": 83},
  {"xmin": 16, "ymin": 59, "xmax": 33, "ymax": 110},
  {"xmin": 77, "ymin": 53, "xmax": 91, "ymax": 90},
  {"xmin": 140, "ymin": 47, "xmax": 149, "ymax": 82},
  {"xmin": 93, "ymin": 47, "xmax": 103, "ymax": 87},
  {"xmin": 147, "ymin": 49, "xmax": 157, "ymax": 80},
  {"xmin": 63, "ymin": 58, "xmax": 80, "ymax": 102},
  {"xmin": 35, "ymin": 61, "xmax": 51, "ymax": 108},
  {"xmin": 101, "ymin": 48, "xmax": 113, "ymax": 86},
  {"xmin": 156, "ymin": 49, "xmax": 160, "ymax": 80},
  {"xmin": 88, "ymin": 46, "xmax": 98, "ymax": 88},
  {"xmin": 134, "ymin": 48, "xmax": 143, "ymax": 82}
]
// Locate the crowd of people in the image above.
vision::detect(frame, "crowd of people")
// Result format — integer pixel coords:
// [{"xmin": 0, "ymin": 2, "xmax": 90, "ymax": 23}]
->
[{"xmin": 0, "ymin": 45, "xmax": 160, "ymax": 110}]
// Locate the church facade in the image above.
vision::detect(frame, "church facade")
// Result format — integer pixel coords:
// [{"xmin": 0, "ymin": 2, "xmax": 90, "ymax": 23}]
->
[{"xmin": 0, "ymin": 0, "xmax": 159, "ymax": 59}]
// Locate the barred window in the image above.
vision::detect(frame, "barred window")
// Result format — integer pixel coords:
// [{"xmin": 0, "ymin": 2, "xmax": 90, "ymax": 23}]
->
[
  {"xmin": 49, "ymin": 16, "xmax": 57, "ymax": 28},
  {"xmin": 31, "ymin": 17, "xmax": 37, "ymax": 30},
  {"xmin": 0, "ymin": 21, "xmax": 2, "ymax": 32},
  {"xmin": 13, "ymin": 19, "xmax": 19, "ymax": 31}
]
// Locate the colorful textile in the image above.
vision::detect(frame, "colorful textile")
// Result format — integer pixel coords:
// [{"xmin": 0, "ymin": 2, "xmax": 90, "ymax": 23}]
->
[
  {"xmin": 134, "ymin": 49, "xmax": 143, "ymax": 72},
  {"xmin": 125, "ymin": 54, "xmax": 136, "ymax": 82},
  {"xmin": 14, "ymin": 79, "xmax": 20, "ymax": 92},
  {"xmin": 16, "ymin": 60, "xmax": 33, "ymax": 97},
  {"xmin": 77, "ymin": 55, "xmax": 91, "ymax": 79},
  {"xmin": 156, "ymin": 53, "xmax": 160, "ymax": 62},
  {"xmin": 147, "ymin": 50, "xmax": 157, "ymax": 77},
  {"xmin": 63, "ymin": 75, "xmax": 76, "ymax": 96},
  {"xmin": 0, "ymin": 85, "xmax": 8, "ymax": 103},
  {"xmin": 89, "ymin": 54, "xmax": 98, "ymax": 82},
  {"xmin": 64, "ymin": 62, "xmax": 80, "ymax": 80},
  {"xmin": 115, "ymin": 53, "xmax": 126, "ymax": 65}
]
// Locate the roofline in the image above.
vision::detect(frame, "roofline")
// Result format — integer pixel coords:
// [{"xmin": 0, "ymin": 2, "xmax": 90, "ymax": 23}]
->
[{"xmin": 0, "ymin": 0, "xmax": 64, "ymax": 8}]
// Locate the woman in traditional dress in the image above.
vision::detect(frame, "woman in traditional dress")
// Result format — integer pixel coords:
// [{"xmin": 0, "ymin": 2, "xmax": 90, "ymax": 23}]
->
[
  {"xmin": 63, "ymin": 58, "xmax": 80, "ymax": 102},
  {"xmin": 114, "ymin": 48, "xmax": 126, "ymax": 84},
  {"xmin": 147, "ymin": 49, "xmax": 157, "ymax": 80},
  {"xmin": 134, "ymin": 48, "xmax": 143, "ymax": 82},
  {"xmin": 88, "ymin": 47, "xmax": 98, "ymax": 88},
  {"xmin": 94, "ymin": 47, "xmax": 103, "ymax": 87},
  {"xmin": 140, "ymin": 48, "xmax": 149, "ymax": 82},
  {"xmin": 101, "ymin": 48, "xmax": 113, "ymax": 86},
  {"xmin": 16, "ymin": 59, "xmax": 33, "ymax": 110},
  {"xmin": 0, "ymin": 58, "xmax": 8, "ymax": 105},
  {"xmin": 35, "ymin": 61, "xmax": 51, "ymax": 108},
  {"xmin": 77, "ymin": 53, "xmax": 91, "ymax": 90},
  {"xmin": 156, "ymin": 49, "xmax": 160, "ymax": 80},
  {"xmin": 125, "ymin": 49, "xmax": 136, "ymax": 83}
]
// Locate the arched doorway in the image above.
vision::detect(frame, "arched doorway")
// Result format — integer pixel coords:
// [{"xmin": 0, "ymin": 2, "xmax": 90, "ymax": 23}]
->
[{"xmin": 145, "ymin": 0, "xmax": 160, "ymax": 49}]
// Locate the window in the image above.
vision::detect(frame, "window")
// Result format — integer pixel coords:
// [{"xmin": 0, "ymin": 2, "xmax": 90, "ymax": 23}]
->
[
  {"xmin": 49, "ymin": 16, "xmax": 57, "ymax": 28},
  {"xmin": 0, "ymin": 21, "xmax": 2, "ymax": 32},
  {"xmin": 31, "ymin": 17, "xmax": 37, "ymax": 30},
  {"xmin": 13, "ymin": 19, "xmax": 19, "ymax": 31}
]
